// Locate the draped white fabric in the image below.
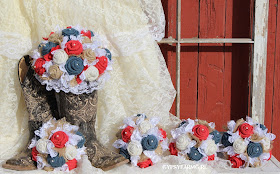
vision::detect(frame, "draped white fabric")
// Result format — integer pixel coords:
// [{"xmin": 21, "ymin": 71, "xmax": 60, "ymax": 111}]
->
[{"xmin": 0, "ymin": 0, "xmax": 218, "ymax": 173}]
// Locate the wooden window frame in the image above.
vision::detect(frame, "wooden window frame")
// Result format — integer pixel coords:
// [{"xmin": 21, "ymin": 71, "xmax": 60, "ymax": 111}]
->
[{"xmin": 159, "ymin": 0, "xmax": 269, "ymax": 124}]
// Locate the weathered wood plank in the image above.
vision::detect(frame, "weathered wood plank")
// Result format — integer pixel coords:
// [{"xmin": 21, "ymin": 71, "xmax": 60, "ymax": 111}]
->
[
  {"xmin": 251, "ymin": 0, "xmax": 269, "ymax": 124},
  {"xmin": 159, "ymin": 38, "xmax": 254, "ymax": 44},
  {"xmin": 197, "ymin": 0, "xmax": 228, "ymax": 130}
]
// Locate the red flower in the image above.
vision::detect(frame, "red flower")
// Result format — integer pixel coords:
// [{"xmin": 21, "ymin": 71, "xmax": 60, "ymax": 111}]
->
[
  {"xmin": 208, "ymin": 154, "xmax": 215, "ymax": 161},
  {"xmin": 66, "ymin": 158, "xmax": 77, "ymax": 171},
  {"xmin": 137, "ymin": 159, "xmax": 153, "ymax": 168},
  {"xmin": 81, "ymin": 30, "xmax": 93, "ymax": 39},
  {"xmin": 266, "ymin": 151, "xmax": 272, "ymax": 161},
  {"xmin": 31, "ymin": 147, "xmax": 39, "ymax": 161},
  {"xmin": 238, "ymin": 123, "xmax": 254, "ymax": 138},
  {"xmin": 229, "ymin": 155, "xmax": 245, "ymax": 168},
  {"xmin": 192, "ymin": 124, "xmax": 209, "ymax": 140},
  {"xmin": 159, "ymin": 128, "xmax": 167, "ymax": 142},
  {"xmin": 64, "ymin": 40, "xmax": 83, "ymax": 55},
  {"xmin": 34, "ymin": 58, "xmax": 46, "ymax": 75},
  {"xmin": 169, "ymin": 142, "xmax": 178, "ymax": 156},
  {"xmin": 43, "ymin": 45, "xmax": 61, "ymax": 61},
  {"xmin": 121, "ymin": 126, "xmax": 134, "ymax": 143},
  {"xmin": 50, "ymin": 131, "xmax": 69, "ymax": 148},
  {"xmin": 94, "ymin": 56, "xmax": 108, "ymax": 74}
]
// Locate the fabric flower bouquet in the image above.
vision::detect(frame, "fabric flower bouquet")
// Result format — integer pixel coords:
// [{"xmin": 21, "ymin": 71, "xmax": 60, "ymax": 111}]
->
[
  {"xmin": 31, "ymin": 26, "xmax": 112, "ymax": 94},
  {"xmin": 113, "ymin": 114, "xmax": 169, "ymax": 168},
  {"xmin": 169, "ymin": 119, "xmax": 221, "ymax": 162},
  {"xmin": 29, "ymin": 118, "xmax": 86, "ymax": 171},
  {"xmin": 221, "ymin": 116, "xmax": 276, "ymax": 168}
]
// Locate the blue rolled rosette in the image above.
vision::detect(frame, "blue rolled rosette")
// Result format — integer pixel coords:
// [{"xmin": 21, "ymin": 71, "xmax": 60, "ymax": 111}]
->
[
  {"xmin": 187, "ymin": 147, "xmax": 203, "ymax": 161},
  {"xmin": 47, "ymin": 154, "xmax": 66, "ymax": 168},
  {"xmin": 247, "ymin": 142, "xmax": 263, "ymax": 158},
  {"xmin": 41, "ymin": 42, "xmax": 58, "ymax": 56},
  {"xmin": 141, "ymin": 135, "xmax": 158, "ymax": 151},
  {"xmin": 76, "ymin": 131, "xmax": 85, "ymax": 148},
  {"xmin": 119, "ymin": 148, "xmax": 130, "ymax": 160},
  {"xmin": 259, "ymin": 124, "xmax": 267, "ymax": 131},
  {"xmin": 62, "ymin": 28, "xmax": 80, "ymax": 38},
  {"xmin": 65, "ymin": 56, "xmax": 84, "ymax": 75},
  {"xmin": 178, "ymin": 120, "xmax": 187, "ymax": 128},
  {"xmin": 221, "ymin": 132, "xmax": 233, "ymax": 147},
  {"xmin": 210, "ymin": 130, "xmax": 222, "ymax": 144},
  {"xmin": 105, "ymin": 48, "xmax": 112, "ymax": 61}
]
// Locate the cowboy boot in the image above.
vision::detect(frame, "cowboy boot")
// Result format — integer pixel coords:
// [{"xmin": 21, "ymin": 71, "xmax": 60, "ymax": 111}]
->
[
  {"xmin": 55, "ymin": 91, "xmax": 129, "ymax": 171},
  {"xmin": 2, "ymin": 56, "xmax": 59, "ymax": 171}
]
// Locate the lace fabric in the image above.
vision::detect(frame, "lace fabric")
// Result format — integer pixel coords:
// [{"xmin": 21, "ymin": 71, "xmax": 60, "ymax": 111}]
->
[{"xmin": 0, "ymin": 0, "xmax": 177, "ymax": 172}]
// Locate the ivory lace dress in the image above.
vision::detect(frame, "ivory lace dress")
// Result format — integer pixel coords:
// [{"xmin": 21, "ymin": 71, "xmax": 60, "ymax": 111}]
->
[{"xmin": 0, "ymin": 0, "xmax": 217, "ymax": 173}]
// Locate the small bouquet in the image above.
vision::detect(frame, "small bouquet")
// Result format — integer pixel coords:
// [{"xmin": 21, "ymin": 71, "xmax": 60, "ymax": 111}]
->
[
  {"xmin": 113, "ymin": 114, "xmax": 168, "ymax": 168},
  {"xmin": 169, "ymin": 119, "xmax": 221, "ymax": 162},
  {"xmin": 29, "ymin": 118, "xmax": 86, "ymax": 172},
  {"xmin": 31, "ymin": 25, "xmax": 112, "ymax": 94},
  {"xmin": 222, "ymin": 116, "xmax": 276, "ymax": 168}
]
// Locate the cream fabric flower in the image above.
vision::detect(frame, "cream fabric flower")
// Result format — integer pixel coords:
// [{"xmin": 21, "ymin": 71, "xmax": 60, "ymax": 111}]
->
[
  {"xmin": 204, "ymin": 139, "xmax": 217, "ymax": 156},
  {"xmin": 139, "ymin": 120, "xmax": 152, "ymax": 134},
  {"xmin": 176, "ymin": 134, "xmax": 190, "ymax": 151},
  {"xmin": 53, "ymin": 49, "xmax": 68, "ymax": 64},
  {"xmin": 36, "ymin": 138, "xmax": 49, "ymax": 154},
  {"xmin": 262, "ymin": 137, "xmax": 271, "ymax": 151},
  {"xmin": 84, "ymin": 66, "xmax": 99, "ymax": 81},
  {"xmin": 127, "ymin": 141, "xmax": 142, "ymax": 156},
  {"xmin": 65, "ymin": 145, "xmax": 78, "ymax": 160},
  {"xmin": 233, "ymin": 138, "xmax": 247, "ymax": 154}
]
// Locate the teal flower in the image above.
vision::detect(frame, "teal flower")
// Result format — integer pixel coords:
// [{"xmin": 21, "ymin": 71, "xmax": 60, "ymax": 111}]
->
[
  {"xmin": 187, "ymin": 147, "xmax": 203, "ymax": 161},
  {"xmin": 76, "ymin": 131, "xmax": 85, "ymax": 148},
  {"xmin": 247, "ymin": 142, "xmax": 263, "ymax": 158},
  {"xmin": 62, "ymin": 28, "xmax": 79, "ymax": 38},
  {"xmin": 221, "ymin": 132, "xmax": 233, "ymax": 147},
  {"xmin": 47, "ymin": 154, "xmax": 66, "ymax": 168},
  {"xmin": 210, "ymin": 130, "xmax": 222, "ymax": 144},
  {"xmin": 141, "ymin": 135, "xmax": 158, "ymax": 151},
  {"xmin": 41, "ymin": 42, "xmax": 58, "ymax": 56},
  {"xmin": 65, "ymin": 56, "xmax": 84, "ymax": 75}
]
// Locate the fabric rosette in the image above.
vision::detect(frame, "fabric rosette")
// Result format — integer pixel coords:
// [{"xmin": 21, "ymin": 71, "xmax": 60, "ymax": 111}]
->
[
  {"xmin": 28, "ymin": 118, "xmax": 86, "ymax": 172},
  {"xmin": 222, "ymin": 116, "xmax": 276, "ymax": 168},
  {"xmin": 169, "ymin": 118, "xmax": 221, "ymax": 162},
  {"xmin": 31, "ymin": 25, "xmax": 113, "ymax": 94},
  {"xmin": 113, "ymin": 114, "xmax": 168, "ymax": 168}
]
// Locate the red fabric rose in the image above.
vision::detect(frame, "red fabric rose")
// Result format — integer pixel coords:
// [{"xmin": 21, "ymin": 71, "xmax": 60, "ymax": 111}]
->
[
  {"xmin": 121, "ymin": 126, "xmax": 134, "ymax": 143},
  {"xmin": 238, "ymin": 123, "xmax": 254, "ymax": 138},
  {"xmin": 64, "ymin": 40, "xmax": 83, "ymax": 55},
  {"xmin": 192, "ymin": 124, "xmax": 209, "ymax": 140},
  {"xmin": 31, "ymin": 147, "xmax": 39, "ymax": 161},
  {"xmin": 50, "ymin": 131, "xmax": 69, "ymax": 148},
  {"xmin": 137, "ymin": 159, "xmax": 153, "ymax": 168},
  {"xmin": 159, "ymin": 128, "xmax": 167, "ymax": 142},
  {"xmin": 43, "ymin": 45, "xmax": 61, "ymax": 61},
  {"xmin": 229, "ymin": 155, "xmax": 245, "ymax": 168},
  {"xmin": 34, "ymin": 58, "xmax": 46, "ymax": 75},
  {"xmin": 208, "ymin": 154, "xmax": 215, "ymax": 161},
  {"xmin": 169, "ymin": 142, "xmax": 178, "ymax": 156},
  {"xmin": 81, "ymin": 30, "xmax": 93, "ymax": 39},
  {"xmin": 66, "ymin": 158, "xmax": 77, "ymax": 171},
  {"xmin": 94, "ymin": 56, "xmax": 108, "ymax": 74}
]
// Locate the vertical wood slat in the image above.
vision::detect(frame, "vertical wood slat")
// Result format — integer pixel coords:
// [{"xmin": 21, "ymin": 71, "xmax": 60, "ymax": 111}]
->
[
  {"xmin": 252, "ymin": 0, "xmax": 269, "ymax": 124},
  {"xmin": 176, "ymin": 0, "xmax": 181, "ymax": 118}
]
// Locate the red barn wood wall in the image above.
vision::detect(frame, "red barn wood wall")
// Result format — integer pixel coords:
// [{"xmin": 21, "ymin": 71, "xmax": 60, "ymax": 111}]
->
[
  {"xmin": 265, "ymin": 0, "xmax": 280, "ymax": 161},
  {"xmin": 160, "ymin": 0, "xmax": 279, "ymax": 160}
]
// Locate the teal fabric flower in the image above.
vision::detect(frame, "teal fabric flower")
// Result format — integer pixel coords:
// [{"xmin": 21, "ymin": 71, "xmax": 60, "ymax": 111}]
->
[
  {"xmin": 76, "ymin": 131, "xmax": 85, "ymax": 148},
  {"xmin": 221, "ymin": 132, "xmax": 233, "ymax": 147},
  {"xmin": 62, "ymin": 28, "xmax": 79, "ymax": 38},
  {"xmin": 65, "ymin": 56, "xmax": 84, "ymax": 75},
  {"xmin": 105, "ymin": 48, "xmax": 112, "ymax": 61},
  {"xmin": 41, "ymin": 42, "xmax": 58, "ymax": 56},
  {"xmin": 119, "ymin": 148, "xmax": 130, "ymax": 160},
  {"xmin": 187, "ymin": 147, "xmax": 203, "ymax": 161},
  {"xmin": 210, "ymin": 130, "xmax": 222, "ymax": 144},
  {"xmin": 178, "ymin": 120, "xmax": 187, "ymax": 128},
  {"xmin": 141, "ymin": 135, "xmax": 158, "ymax": 151},
  {"xmin": 47, "ymin": 154, "xmax": 66, "ymax": 168},
  {"xmin": 247, "ymin": 142, "xmax": 263, "ymax": 158},
  {"xmin": 260, "ymin": 124, "xmax": 267, "ymax": 130}
]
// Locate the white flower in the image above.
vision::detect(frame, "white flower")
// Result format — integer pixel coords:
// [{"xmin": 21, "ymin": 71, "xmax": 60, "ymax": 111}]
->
[
  {"xmin": 36, "ymin": 138, "xmax": 49, "ymax": 154},
  {"xmin": 65, "ymin": 145, "xmax": 78, "ymax": 160},
  {"xmin": 84, "ymin": 66, "xmax": 99, "ymax": 81},
  {"xmin": 53, "ymin": 49, "xmax": 68, "ymax": 64},
  {"xmin": 175, "ymin": 134, "xmax": 191, "ymax": 151},
  {"xmin": 139, "ymin": 120, "xmax": 152, "ymax": 134},
  {"xmin": 262, "ymin": 137, "xmax": 271, "ymax": 151},
  {"xmin": 233, "ymin": 138, "xmax": 247, "ymax": 154},
  {"xmin": 127, "ymin": 141, "xmax": 142, "ymax": 156},
  {"xmin": 204, "ymin": 139, "xmax": 218, "ymax": 156}
]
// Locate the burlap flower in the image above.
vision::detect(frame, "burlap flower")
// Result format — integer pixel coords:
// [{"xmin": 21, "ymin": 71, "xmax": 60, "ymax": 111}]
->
[
  {"xmin": 49, "ymin": 65, "xmax": 63, "ymax": 79},
  {"xmin": 82, "ymin": 49, "xmax": 96, "ymax": 63}
]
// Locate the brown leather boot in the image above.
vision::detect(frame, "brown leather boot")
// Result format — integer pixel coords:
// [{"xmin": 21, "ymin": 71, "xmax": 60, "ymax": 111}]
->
[
  {"xmin": 2, "ymin": 56, "xmax": 59, "ymax": 171},
  {"xmin": 55, "ymin": 91, "xmax": 129, "ymax": 171}
]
